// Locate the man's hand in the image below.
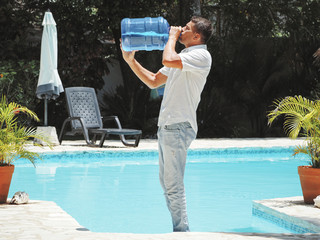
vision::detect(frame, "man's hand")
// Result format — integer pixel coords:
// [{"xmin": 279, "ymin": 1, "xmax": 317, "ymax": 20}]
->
[
  {"xmin": 168, "ymin": 26, "xmax": 182, "ymax": 41},
  {"xmin": 162, "ymin": 26, "xmax": 183, "ymax": 69},
  {"xmin": 120, "ymin": 39, "xmax": 136, "ymax": 63}
]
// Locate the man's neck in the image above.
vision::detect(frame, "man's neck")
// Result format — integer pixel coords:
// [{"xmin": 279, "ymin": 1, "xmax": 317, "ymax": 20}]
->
[{"xmin": 184, "ymin": 42, "xmax": 204, "ymax": 48}]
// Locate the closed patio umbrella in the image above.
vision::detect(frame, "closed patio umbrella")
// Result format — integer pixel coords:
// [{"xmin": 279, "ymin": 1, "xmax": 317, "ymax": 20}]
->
[{"xmin": 36, "ymin": 10, "xmax": 63, "ymax": 126}]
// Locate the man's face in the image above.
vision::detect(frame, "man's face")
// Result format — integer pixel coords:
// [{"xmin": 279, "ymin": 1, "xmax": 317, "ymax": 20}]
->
[{"xmin": 179, "ymin": 21, "xmax": 197, "ymax": 45}]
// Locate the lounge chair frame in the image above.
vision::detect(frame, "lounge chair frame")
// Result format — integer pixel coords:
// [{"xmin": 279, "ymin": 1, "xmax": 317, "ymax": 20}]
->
[{"xmin": 59, "ymin": 87, "xmax": 141, "ymax": 147}]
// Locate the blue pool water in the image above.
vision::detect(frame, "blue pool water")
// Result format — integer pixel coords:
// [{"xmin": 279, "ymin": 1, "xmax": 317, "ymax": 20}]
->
[{"xmin": 9, "ymin": 147, "xmax": 307, "ymax": 234}]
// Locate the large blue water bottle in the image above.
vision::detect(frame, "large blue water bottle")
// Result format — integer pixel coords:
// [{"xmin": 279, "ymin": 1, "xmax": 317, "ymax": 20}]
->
[{"xmin": 121, "ymin": 17, "xmax": 170, "ymax": 51}]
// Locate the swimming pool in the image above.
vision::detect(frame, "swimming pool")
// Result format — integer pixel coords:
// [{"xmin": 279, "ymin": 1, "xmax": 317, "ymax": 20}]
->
[{"xmin": 9, "ymin": 147, "xmax": 307, "ymax": 234}]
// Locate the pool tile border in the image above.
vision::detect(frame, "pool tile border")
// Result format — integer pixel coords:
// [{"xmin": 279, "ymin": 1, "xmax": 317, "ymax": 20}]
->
[{"xmin": 252, "ymin": 206, "xmax": 315, "ymax": 233}]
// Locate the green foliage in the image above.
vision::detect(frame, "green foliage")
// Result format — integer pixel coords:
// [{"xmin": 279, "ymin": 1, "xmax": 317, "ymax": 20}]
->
[
  {"xmin": 196, "ymin": 34, "xmax": 319, "ymax": 137},
  {"xmin": 268, "ymin": 95, "xmax": 320, "ymax": 168},
  {"xmin": 0, "ymin": 60, "xmax": 40, "ymax": 115},
  {"xmin": 202, "ymin": 0, "xmax": 320, "ymax": 39},
  {"xmin": 0, "ymin": 0, "xmax": 319, "ymax": 138},
  {"xmin": 0, "ymin": 1, "xmax": 37, "ymax": 59},
  {"xmin": 0, "ymin": 96, "xmax": 52, "ymax": 166},
  {"xmin": 196, "ymin": 0, "xmax": 320, "ymax": 137}
]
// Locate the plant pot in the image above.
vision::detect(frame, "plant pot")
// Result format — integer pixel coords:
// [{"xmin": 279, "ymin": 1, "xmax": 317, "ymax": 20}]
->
[
  {"xmin": 0, "ymin": 165, "xmax": 15, "ymax": 204},
  {"xmin": 298, "ymin": 165, "xmax": 320, "ymax": 204}
]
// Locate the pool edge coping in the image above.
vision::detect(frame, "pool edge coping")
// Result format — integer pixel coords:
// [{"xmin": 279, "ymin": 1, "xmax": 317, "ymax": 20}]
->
[{"xmin": 253, "ymin": 196, "xmax": 320, "ymax": 234}]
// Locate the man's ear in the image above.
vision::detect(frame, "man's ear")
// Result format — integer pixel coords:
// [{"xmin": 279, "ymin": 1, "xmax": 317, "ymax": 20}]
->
[{"xmin": 194, "ymin": 33, "xmax": 201, "ymax": 41}]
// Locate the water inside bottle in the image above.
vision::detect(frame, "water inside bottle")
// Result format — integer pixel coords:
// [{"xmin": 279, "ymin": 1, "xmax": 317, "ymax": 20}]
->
[{"xmin": 122, "ymin": 32, "xmax": 169, "ymax": 51}]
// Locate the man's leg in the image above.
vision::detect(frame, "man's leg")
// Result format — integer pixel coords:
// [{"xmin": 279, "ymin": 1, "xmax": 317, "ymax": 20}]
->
[{"xmin": 158, "ymin": 122, "xmax": 196, "ymax": 232}]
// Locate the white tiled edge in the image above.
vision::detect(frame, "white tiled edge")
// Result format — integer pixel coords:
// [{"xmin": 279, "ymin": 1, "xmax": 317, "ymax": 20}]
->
[{"xmin": 253, "ymin": 197, "xmax": 320, "ymax": 233}]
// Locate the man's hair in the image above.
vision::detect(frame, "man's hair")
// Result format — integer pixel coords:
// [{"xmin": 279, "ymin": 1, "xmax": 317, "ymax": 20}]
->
[{"xmin": 191, "ymin": 16, "xmax": 213, "ymax": 44}]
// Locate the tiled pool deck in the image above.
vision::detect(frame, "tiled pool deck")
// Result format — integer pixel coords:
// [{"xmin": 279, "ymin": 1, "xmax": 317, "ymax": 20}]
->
[{"xmin": 2, "ymin": 137, "xmax": 320, "ymax": 240}]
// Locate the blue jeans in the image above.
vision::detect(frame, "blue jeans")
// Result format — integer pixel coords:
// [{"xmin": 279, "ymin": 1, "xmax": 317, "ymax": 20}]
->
[{"xmin": 157, "ymin": 122, "xmax": 196, "ymax": 232}]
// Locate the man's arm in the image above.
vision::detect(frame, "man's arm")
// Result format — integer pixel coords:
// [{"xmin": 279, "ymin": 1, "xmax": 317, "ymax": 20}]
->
[
  {"xmin": 121, "ymin": 41, "xmax": 167, "ymax": 89},
  {"xmin": 162, "ymin": 26, "xmax": 183, "ymax": 69}
]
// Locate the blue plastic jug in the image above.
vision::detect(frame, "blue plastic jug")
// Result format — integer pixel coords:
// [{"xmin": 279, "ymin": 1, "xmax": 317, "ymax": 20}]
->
[{"xmin": 121, "ymin": 17, "xmax": 170, "ymax": 51}]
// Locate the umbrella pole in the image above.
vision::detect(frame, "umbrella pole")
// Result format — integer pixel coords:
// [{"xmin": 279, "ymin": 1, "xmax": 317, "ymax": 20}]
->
[{"xmin": 44, "ymin": 98, "xmax": 48, "ymax": 126}]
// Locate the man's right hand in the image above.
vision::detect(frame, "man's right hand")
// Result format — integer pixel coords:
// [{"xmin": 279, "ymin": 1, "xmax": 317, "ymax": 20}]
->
[
  {"xmin": 120, "ymin": 39, "xmax": 136, "ymax": 64},
  {"xmin": 169, "ymin": 26, "xmax": 182, "ymax": 42}
]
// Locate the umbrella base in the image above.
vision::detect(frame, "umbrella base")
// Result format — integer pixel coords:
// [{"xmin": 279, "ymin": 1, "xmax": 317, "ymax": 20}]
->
[{"xmin": 33, "ymin": 126, "xmax": 60, "ymax": 146}]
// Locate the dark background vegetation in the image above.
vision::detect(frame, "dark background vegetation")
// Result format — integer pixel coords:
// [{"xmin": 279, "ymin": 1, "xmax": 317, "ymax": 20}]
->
[{"xmin": 0, "ymin": 0, "xmax": 319, "ymax": 138}]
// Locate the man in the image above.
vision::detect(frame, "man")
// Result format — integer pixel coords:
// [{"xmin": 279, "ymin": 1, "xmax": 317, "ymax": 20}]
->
[{"xmin": 121, "ymin": 16, "xmax": 213, "ymax": 232}]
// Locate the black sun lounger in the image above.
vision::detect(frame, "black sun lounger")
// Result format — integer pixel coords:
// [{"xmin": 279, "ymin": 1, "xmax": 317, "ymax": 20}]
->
[{"xmin": 59, "ymin": 87, "xmax": 142, "ymax": 147}]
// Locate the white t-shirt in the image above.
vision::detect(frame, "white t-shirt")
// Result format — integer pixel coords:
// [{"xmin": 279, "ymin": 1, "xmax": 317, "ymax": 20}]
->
[{"xmin": 158, "ymin": 44, "xmax": 212, "ymax": 133}]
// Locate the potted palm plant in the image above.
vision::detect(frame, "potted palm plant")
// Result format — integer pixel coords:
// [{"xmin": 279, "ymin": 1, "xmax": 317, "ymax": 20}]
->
[
  {"xmin": 0, "ymin": 96, "xmax": 51, "ymax": 204},
  {"xmin": 268, "ymin": 95, "xmax": 320, "ymax": 204}
]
